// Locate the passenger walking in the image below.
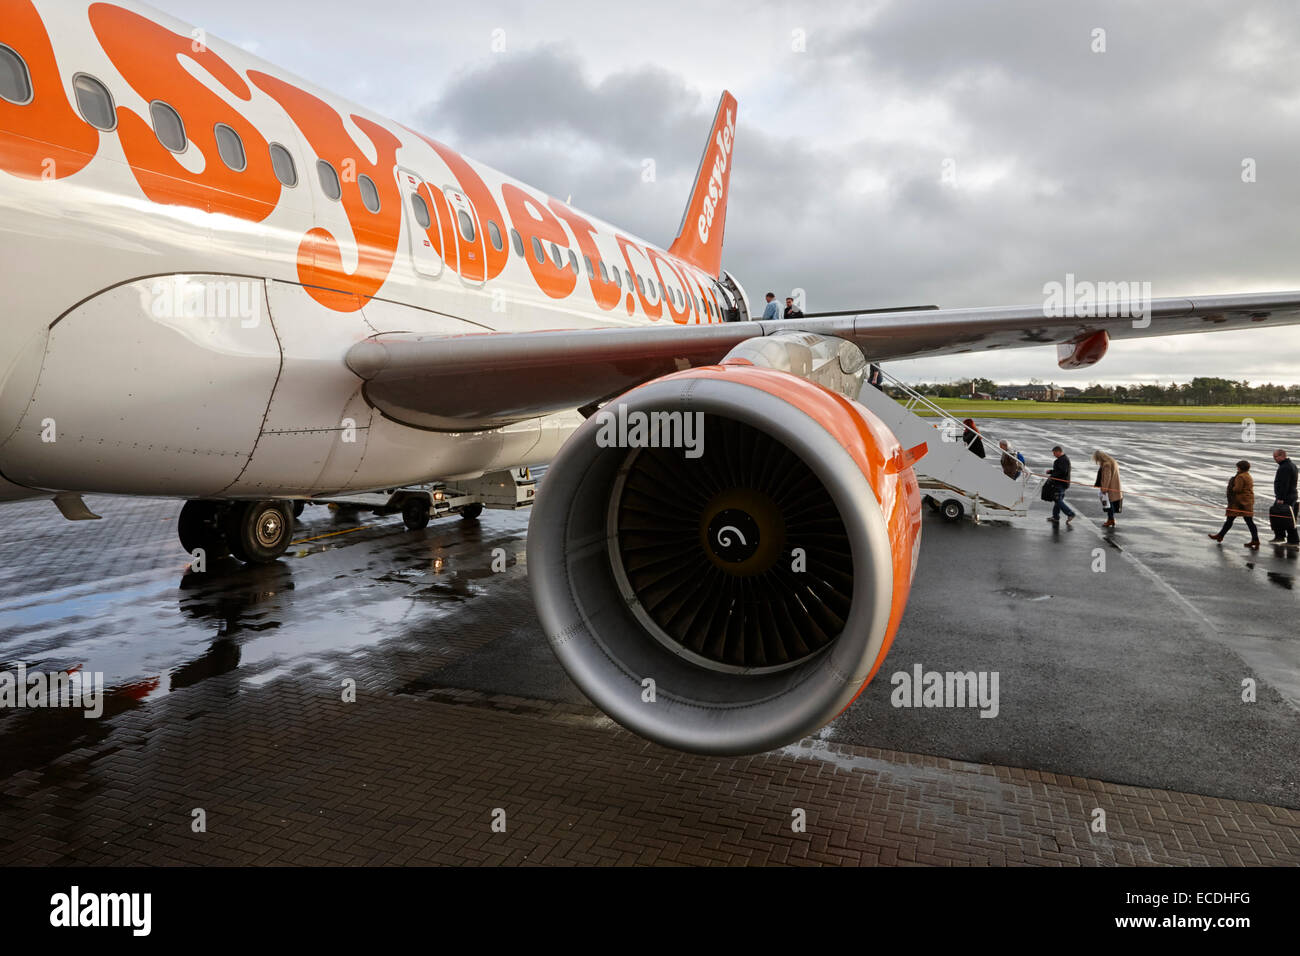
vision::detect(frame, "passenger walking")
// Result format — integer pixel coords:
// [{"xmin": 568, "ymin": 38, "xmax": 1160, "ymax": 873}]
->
[
  {"xmin": 1046, "ymin": 445, "xmax": 1075, "ymax": 525},
  {"xmin": 1269, "ymin": 448, "xmax": 1299, "ymax": 547},
  {"xmin": 867, "ymin": 364, "xmax": 884, "ymax": 390},
  {"xmin": 1209, "ymin": 460, "xmax": 1259, "ymax": 549},
  {"xmin": 998, "ymin": 439, "xmax": 1025, "ymax": 479},
  {"xmin": 1091, "ymin": 450, "xmax": 1123, "ymax": 528},
  {"xmin": 961, "ymin": 419, "xmax": 986, "ymax": 458},
  {"xmin": 783, "ymin": 296, "xmax": 804, "ymax": 319},
  {"xmin": 761, "ymin": 292, "xmax": 780, "ymax": 320}
]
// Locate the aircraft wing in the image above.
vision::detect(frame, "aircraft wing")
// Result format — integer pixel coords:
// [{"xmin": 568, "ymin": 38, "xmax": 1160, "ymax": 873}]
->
[{"xmin": 345, "ymin": 291, "xmax": 1300, "ymax": 430}]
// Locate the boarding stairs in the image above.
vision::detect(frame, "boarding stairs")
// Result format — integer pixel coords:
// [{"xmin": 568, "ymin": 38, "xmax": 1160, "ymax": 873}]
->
[{"xmin": 855, "ymin": 372, "xmax": 1032, "ymax": 522}]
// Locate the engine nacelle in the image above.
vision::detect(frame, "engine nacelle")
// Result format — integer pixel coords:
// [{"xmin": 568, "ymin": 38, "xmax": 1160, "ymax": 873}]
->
[{"xmin": 527, "ymin": 364, "xmax": 924, "ymax": 755}]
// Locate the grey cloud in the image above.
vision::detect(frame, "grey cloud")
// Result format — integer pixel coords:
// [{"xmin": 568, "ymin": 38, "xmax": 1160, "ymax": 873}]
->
[{"xmin": 156, "ymin": 0, "xmax": 1300, "ymax": 383}]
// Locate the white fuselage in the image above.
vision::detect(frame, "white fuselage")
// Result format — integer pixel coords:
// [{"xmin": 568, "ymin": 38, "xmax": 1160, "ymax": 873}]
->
[{"xmin": 0, "ymin": 0, "xmax": 739, "ymax": 502}]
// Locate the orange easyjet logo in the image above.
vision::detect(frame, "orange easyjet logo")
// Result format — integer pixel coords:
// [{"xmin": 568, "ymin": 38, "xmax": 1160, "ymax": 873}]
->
[
  {"xmin": 0, "ymin": 0, "xmax": 723, "ymax": 321},
  {"xmin": 697, "ymin": 108, "xmax": 734, "ymax": 245}
]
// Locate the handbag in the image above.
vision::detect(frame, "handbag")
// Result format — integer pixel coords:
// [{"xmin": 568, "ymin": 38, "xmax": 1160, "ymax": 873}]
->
[{"xmin": 1040, "ymin": 480, "xmax": 1057, "ymax": 502}]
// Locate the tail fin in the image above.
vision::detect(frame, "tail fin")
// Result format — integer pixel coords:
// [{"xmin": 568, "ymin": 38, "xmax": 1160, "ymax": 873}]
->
[{"xmin": 668, "ymin": 91, "xmax": 737, "ymax": 278}]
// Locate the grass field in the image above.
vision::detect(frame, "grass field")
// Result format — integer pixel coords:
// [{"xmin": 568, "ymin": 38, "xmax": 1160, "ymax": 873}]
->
[{"xmin": 914, "ymin": 398, "xmax": 1300, "ymax": 424}]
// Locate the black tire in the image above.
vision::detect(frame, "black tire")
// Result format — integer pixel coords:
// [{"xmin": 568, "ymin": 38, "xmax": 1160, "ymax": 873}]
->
[
  {"xmin": 223, "ymin": 500, "xmax": 294, "ymax": 564},
  {"xmin": 401, "ymin": 497, "xmax": 431, "ymax": 530},
  {"xmin": 459, "ymin": 503, "xmax": 484, "ymax": 520},
  {"xmin": 941, "ymin": 499, "xmax": 964, "ymax": 523},
  {"xmin": 178, "ymin": 500, "xmax": 230, "ymax": 561},
  {"xmin": 292, "ymin": 500, "xmax": 305, "ymax": 518}
]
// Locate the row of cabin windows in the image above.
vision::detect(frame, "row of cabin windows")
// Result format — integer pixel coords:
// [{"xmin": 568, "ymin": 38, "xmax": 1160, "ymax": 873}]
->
[
  {"xmin": 0, "ymin": 44, "xmax": 384, "ymax": 211},
  {"xmin": 1, "ymin": 44, "xmax": 734, "ymax": 315},
  {"xmin": 501, "ymin": 225, "xmax": 722, "ymax": 316},
  {"xmin": 498, "ymin": 223, "xmax": 720, "ymax": 316}
]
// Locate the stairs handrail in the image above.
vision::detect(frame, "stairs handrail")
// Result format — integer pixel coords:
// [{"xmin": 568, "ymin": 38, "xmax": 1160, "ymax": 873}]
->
[{"xmin": 870, "ymin": 369, "xmax": 1032, "ymax": 485}]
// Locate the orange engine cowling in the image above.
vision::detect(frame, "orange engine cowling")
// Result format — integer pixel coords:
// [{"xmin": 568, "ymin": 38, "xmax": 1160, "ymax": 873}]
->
[{"xmin": 527, "ymin": 364, "xmax": 924, "ymax": 755}]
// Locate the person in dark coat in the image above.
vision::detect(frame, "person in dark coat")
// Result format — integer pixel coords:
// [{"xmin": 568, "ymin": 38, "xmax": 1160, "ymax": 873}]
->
[
  {"xmin": 783, "ymin": 297, "xmax": 804, "ymax": 319},
  {"xmin": 961, "ymin": 419, "xmax": 986, "ymax": 458},
  {"xmin": 1270, "ymin": 448, "xmax": 1299, "ymax": 546},
  {"xmin": 1047, "ymin": 445, "xmax": 1075, "ymax": 525},
  {"xmin": 1210, "ymin": 460, "xmax": 1259, "ymax": 549}
]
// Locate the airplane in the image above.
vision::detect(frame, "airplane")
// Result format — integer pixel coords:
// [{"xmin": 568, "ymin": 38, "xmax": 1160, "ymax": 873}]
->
[{"xmin": 3, "ymin": 0, "xmax": 1299, "ymax": 757}]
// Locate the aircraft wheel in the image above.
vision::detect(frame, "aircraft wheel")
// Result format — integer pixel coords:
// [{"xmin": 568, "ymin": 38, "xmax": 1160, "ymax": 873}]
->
[
  {"xmin": 941, "ymin": 499, "xmax": 965, "ymax": 523},
  {"xmin": 292, "ymin": 501, "xmax": 306, "ymax": 518},
  {"xmin": 223, "ymin": 500, "xmax": 294, "ymax": 564},
  {"xmin": 178, "ymin": 500, "xmax": 230, "ymax": 560},
  {"xmin": 458, "ymin": 503, "xmax": 484, "ymax": 520},
  {"xmin": 402, "ymin": 497, "xmax": 431, "ymax": 530}
]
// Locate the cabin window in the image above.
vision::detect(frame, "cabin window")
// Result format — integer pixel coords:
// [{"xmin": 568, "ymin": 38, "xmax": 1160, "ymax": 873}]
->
[
  {"xmin": 658, "ymin": 280, "xmax": 667, "ymax": 302},
  {"xmin": 214, "ymin": 123, "xmax": 246, "ymax": 172},
  {"xmin": 456, "ymin": 208, "xmax": 475, "ymax": 241},
  {"xmin": 410, "ymin": 193, "xmax": 431, "ymax": 229},
  {"xmin": 583, "ymin": 255, "xmax": 594, "ymax": 278},
  {"xmin": 488, "ymin": 220, "xmax": 504, "ymax": 251},
  {"xmin": 568, "ymin": 250, "xmax": 579, "ymax": 275},
  {"xmin": 150, "ymin": 100, "xmax": 187, "ymax": 153},
  {"xmin": 636, "ymin": 274, "xmax": 645, "ymax": 297},
  {"xmin": 599, "ymin": 260, "xmax": 610, "ymax": 284},
  {"xmin": 358, "ymin": 174, "xmax": 381, "ymax": 213},
  {"xmin": 549, "ymin": 242, "xmax": 563, "ymax": 268},
  {"xmin": 72, "ymin": 74, "xmax": 115, "ymax": 130},
  {"xmin": 317, "ymin": 160, "xmax": 341, "ymax": 201},
  {"xmin": 269, "ymin": 143, "xmax": 297, "ymax": 186},
  {"xmin": 531, "ymin": 236, "xmax": 545, "ymax": 264},
  {"xmin": 510, "ymin": 228, "xmax": 524, "ymax": 256},
  {"xmin": 0, "ymin": 45, "xmax": 32, "ymax": 105}
]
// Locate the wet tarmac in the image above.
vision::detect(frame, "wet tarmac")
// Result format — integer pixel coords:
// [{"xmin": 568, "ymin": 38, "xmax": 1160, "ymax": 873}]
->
[{"xmin": 0, "ymin": 419, "xmax": 1297, "ymax": 830}]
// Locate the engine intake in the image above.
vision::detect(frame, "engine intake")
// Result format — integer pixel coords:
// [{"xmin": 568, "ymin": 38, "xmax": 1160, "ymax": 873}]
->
[{"xmin": 528, "ymin": 365, "xmax": 923, "ymax": 755}]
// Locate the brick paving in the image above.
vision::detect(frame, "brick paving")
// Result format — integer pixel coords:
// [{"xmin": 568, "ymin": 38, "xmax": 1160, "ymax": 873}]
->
[
  {"xmin": 2, "ymin": 493, "xmax": 1298, "ymax": 865},
  {"xmin": 2, "ymin": 671, "xmax": 1296, "ymax": 866}
]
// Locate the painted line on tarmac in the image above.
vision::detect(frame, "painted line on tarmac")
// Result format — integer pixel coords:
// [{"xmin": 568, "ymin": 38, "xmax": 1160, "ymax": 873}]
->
[
  {"xmin": 291, "ymin": 525, "xmax": 373, "ymax": 545},
  {"xmin": 1076, "ymin": 518, "xmax": 1214, "ymax": 630},
  {"xmin": 1075, "ymin": 517, "xmax": 1299, "ymax": 712}
]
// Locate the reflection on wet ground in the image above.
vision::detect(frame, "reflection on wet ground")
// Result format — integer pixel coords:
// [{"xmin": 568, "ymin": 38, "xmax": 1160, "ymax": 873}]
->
[{"xmin": 0, "ymin": 420, "xmax": 1298, "ymax": 841}]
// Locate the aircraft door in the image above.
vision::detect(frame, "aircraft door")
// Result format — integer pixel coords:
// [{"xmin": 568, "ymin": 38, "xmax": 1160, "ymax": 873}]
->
[
  {"xmin": 397, "ymin": 168, "xmax": 444, "ymax": 278},
  {"xmin": 442, "ymin": 186, "xmax": 487, "ymax": 286}
]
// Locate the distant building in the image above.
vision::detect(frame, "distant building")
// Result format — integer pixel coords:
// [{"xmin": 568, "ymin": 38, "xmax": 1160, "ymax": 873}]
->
[{"xmin": 997, "ymin": 384, "xmax": 1066, "ymax": 402}]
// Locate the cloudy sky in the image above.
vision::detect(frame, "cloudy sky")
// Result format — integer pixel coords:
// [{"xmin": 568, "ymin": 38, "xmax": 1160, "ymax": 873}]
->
[{"xmin": 156, "ymin": 0, "xmax": 1300, "ymax": 386}]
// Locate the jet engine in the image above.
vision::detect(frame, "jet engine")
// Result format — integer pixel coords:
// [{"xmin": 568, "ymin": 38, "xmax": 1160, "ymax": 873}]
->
[{"xmin": 527, "ymin": 363, "xmax": 924, "ymax": 755}]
